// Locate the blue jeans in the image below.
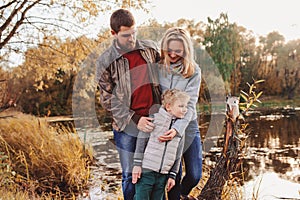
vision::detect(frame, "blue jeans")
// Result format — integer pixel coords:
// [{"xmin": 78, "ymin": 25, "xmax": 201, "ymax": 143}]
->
[
  {"xmin": 167, "ymin": 119, "xmax": 203, "ymax": 199},
  {"xmin": 113, "ymin": 129, "xmax": 138, "ymax": 200}
]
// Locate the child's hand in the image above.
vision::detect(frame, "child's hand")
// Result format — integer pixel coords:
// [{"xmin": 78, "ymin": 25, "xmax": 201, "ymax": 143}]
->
[
  {"xmin": 132, "ymin": 166, "xmax": 142, "ymax": 184},
  {"xmin": 158, "ymin": 128, "xmax": 177, "ymax": 142},
  {"xmin": 166, "ymin": 178, "xmax": 175, "ymax": 192}
]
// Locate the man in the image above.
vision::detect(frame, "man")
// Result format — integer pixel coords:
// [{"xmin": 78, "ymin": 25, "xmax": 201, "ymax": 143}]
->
[{"xmin": 95, "ymin": 9, "xmax": 161, "ymax": 200}]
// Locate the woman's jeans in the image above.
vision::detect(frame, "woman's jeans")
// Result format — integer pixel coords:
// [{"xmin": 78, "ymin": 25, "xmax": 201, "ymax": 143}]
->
[
  {"xmin": 167, "ymin": 119, "xmax": 203, "ymax": 199},
  {"xmin": 113, "ymin": 129, "xmax": 138, "ymax": 200}
]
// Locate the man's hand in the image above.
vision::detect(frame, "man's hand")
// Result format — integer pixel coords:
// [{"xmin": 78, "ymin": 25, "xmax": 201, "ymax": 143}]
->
[
  {"xmin": 166, "ymin": 178, "xmax": 175, "ymax": 192},
  {"xmin": 158, "ymin": 128, "xmax": 177, "ymax": 142},
  {"xmin": 137, "ymin": 116, "xmax": 154, "ymax": 133},
  {"xmin": 132, "ymin": 166, "xmax": 142, "ymax": 184}
]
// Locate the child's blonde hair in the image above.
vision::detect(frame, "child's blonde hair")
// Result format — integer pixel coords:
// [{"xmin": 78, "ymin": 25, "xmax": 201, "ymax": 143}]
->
[{"xmin": 161, "ymin": 89, "xmax": 190, "ymax": 108}]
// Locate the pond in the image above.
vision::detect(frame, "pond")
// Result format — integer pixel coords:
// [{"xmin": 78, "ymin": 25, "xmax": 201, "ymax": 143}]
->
[
  {"xmin": 77, "ymin": 108, "xmax": 300, "ymax": 200},
  {"xmin": 241, "ymin": 108, "xmax": 299, "ymax": 199}
]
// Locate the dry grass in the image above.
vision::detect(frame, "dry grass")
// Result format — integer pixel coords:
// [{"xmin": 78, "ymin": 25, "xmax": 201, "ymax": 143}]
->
[
  {"xmin": 0, "ymin": 111, "xmax": 93, "ymax": 199},
  {"xmin": 189, "ymin": 164, "xmax": 244, "ymax": 200},
  {"xmin": 189, "ymin": 164, "xmax": 211, "ymax": 198}
]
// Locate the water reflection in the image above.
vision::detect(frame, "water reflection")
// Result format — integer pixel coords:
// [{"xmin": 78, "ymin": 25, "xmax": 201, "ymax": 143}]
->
[{"xmin": 244, "ymin": 110, "xmax": 300, "ymax": 189}]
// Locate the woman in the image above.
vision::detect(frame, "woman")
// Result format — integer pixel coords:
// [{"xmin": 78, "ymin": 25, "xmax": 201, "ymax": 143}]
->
[{"xmin": 158, "ymin": 27, "xmax": 202, "ymax": 200}]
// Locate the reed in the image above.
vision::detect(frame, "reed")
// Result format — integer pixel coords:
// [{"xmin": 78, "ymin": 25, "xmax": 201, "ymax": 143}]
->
[
  {"xmin": 0, "ymin": 112, "xmax": 93, "ymax": 199},
  {"xmin": 189, "ymin": 164, "xmax": 244, "ymax": 199}
]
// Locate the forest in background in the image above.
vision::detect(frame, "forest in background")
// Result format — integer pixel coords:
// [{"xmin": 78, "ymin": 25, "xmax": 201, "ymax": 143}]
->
[{"xmin": 1, "ymin": 0, "xmax": 300, "ymax": 116}]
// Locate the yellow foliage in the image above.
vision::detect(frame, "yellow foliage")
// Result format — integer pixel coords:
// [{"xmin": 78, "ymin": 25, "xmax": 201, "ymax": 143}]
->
[{"xmin": 0, "ymin": 112, "xmax": 93, "ymax": 199}]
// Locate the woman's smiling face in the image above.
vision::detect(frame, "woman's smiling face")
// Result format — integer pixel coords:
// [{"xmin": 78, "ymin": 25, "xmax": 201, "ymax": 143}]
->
[{"xmin": 167, "ymin": 40, "xmax": 184, "ymax": 63}]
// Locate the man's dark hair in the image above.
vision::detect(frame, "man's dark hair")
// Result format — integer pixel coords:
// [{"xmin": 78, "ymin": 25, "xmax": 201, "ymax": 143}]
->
[{"xmin": 110, "ymin": 9, "xmax": 135, "ymax": 33}]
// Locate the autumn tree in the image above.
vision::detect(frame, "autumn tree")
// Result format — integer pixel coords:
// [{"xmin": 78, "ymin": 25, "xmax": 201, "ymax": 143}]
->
[
  {"xmin": 0, "ymin": 0, "xmax": 152, "ymax": 66},
  {"xmin": 254, "ymin": 31, "xmax": 285, "ymax": 95},
  {"xmin": 1, "ymin": 0, "xmax": 152, "ymax": 114},
  {"xmin": 203, "ymin": 13, "xmax": 243, "ymax": 95},
  {"xmin": 8, "ymin": 35, "xmax": 94, "ymax": 115},
  {"xmin": 277, "ymin": 39, "xmax": 300, "ymax": 99},
  {"xmin": 238, "ymin": 27, "xmax": 259, "ymax": 92},
  {"xmin": 0, "ymin": 68, "xmax": 8, "ymax": 109}
]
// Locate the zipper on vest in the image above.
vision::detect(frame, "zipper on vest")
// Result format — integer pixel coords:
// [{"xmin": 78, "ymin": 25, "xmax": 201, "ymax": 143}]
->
[
  {"xmin": 158, "ymin": 119, "xmax": 174, "ymax": 173},
  {"xmin": 158, "ymin": 141, "xmax": 168, "ymax": 173}
]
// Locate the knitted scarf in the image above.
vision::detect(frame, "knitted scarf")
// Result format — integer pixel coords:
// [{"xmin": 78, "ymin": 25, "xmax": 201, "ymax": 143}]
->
[{"xmin": 169, "ymin": 60, "xmax": 184, "ymax": 75}]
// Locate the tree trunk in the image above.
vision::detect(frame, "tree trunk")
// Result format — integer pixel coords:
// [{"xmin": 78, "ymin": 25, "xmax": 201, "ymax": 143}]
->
[{"xmin": 198, "ymin": 96, "xmax": 241, "ymax": 200}]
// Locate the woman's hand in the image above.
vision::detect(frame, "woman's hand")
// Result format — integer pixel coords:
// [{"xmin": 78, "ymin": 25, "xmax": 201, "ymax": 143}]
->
[
  {"xmin": 132, "ymin": 166, "xmax": 142, "ymax": 184},
  {"xmin": 158, "ymin": 128, "xmax": 177, "ymax": 142}
]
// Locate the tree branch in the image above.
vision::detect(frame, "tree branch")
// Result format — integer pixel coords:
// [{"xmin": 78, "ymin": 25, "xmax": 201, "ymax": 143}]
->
[
  {"xmin": 0, "ymin": 0, "xmax": 42, "ymax": 49},
  {"xmin": 0, "ymin": 0, "xmax": 18, "ymax": 10}
]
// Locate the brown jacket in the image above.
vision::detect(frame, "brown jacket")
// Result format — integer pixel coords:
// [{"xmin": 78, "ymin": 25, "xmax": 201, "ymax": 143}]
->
[{"xmin": 95, "ymin": 39, "xmax": 161, "ymax": 131}]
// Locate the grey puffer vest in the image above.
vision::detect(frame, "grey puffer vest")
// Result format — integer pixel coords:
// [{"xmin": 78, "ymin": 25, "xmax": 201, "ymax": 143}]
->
[{"xmin": 142, "ymin": 107, "xmax": 182, "ymax": 175}]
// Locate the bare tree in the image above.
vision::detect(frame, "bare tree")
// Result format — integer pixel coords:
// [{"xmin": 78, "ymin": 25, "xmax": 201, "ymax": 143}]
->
[{"xmin": 0, "ymin": 0, "xmax": 151, "ymax": 66}]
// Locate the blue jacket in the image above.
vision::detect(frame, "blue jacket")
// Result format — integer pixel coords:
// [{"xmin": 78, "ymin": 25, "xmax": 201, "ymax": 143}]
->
[{"xmin": 158, "ymin": 64, "xmax": 201, "ymax": 137}]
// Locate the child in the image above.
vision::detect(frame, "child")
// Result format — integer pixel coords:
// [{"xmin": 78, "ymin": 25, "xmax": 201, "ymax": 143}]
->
[{"xmin": 132, "ymin": 88, "xmax": 190, "ymax": 200}]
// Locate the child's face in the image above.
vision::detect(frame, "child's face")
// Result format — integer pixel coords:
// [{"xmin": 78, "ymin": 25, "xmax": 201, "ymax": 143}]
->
[{"xmin": 168, "ymin": 99, "xmax": 188, "ymax": 118}]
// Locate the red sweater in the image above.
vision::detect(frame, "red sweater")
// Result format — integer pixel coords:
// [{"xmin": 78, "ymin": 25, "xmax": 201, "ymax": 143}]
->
[{"xmin": 123, "ymin": 50, "xmax": 154, "ymax": 122}]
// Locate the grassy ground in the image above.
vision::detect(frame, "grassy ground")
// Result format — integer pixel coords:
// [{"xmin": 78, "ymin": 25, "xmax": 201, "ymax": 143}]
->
[{"xmin": 258, "ymin": 95, "xmax": 300, "ymax": 108}]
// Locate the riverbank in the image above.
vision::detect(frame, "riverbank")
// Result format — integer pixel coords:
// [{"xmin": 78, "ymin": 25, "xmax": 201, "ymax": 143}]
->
[
  {"xmin": 259, "ymin": 95, "xmax": 300, "ymax": 108},
  {"xmin": 198, "ymin": 95, "xmax": 300, "ymax": 115},
  {"xmin": 0, "ymin": 96, "xmax": 299, "ymax": 199}
]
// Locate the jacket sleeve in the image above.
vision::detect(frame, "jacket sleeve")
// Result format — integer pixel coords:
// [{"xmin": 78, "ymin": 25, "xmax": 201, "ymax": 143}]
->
[
  {"xmin": 168, "ymin": 135, "xmax": 185, "ymax": 180},
  {"xmin": 95, "ymin": 58, "xmax": 114, "ymax": 112},
  {"xmin": 95, "ymin": 55, "xmax": 135, "ymax": 131},
  {"xmin": 133, "ymin": 131, "xmax": 149, "ymax": 166},
  {"xmin": 171, "ymin": 67, "xmax": 201, "ymax": 137}
]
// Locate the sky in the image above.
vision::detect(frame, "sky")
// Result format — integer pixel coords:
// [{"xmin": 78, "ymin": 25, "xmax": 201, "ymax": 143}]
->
[
  {"xmin": 6, "ymin": 0, "xmax": 300, "ymax": 67},
  {"xmin": 129, "ymin": 0, "xmax": 300, "ymax": 42}
]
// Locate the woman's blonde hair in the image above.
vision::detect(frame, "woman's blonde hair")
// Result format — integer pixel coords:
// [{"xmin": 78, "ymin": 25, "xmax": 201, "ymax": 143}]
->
[{"xmin": 159, "ymin": 27, "xmax": 196, "ymax": 78}]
